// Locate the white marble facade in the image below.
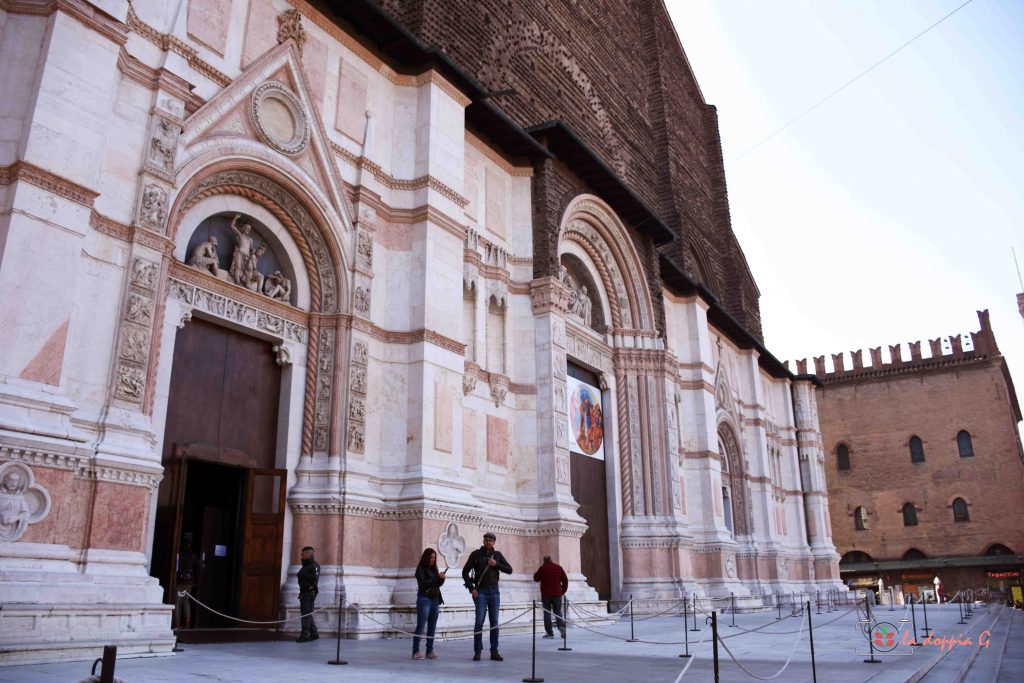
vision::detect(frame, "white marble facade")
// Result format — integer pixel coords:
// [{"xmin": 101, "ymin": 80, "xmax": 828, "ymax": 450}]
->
[{"xmin": 0, "ymin": 0, "xmax": 843, "ymax": 663}]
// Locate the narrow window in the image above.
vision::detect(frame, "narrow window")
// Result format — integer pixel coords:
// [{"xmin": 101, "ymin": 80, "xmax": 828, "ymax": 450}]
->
[
  {"xmin": 953, "ymin": 498, "xmax": 969, "ymax": 522},
  {"xmin": 837, "ymin": 444, "xmax": 851, "ymax": 471},
  {"xmin": 855, "ymin": 506, "xmax": 868, "ymax": 531},
  {"xmin": 909, "ymin": 436, "xmax": 925, "ymax": 463},
  {"xmin": 722, "ymin": 486, "xmax": 733, "ymax": 534},
  {"xmin": 957, "ymin": 431, "xmax": 974, "ymax": 458},
  {"xmin": 902, "ymin": 503, "xmax": 918, "ymax": 527}
]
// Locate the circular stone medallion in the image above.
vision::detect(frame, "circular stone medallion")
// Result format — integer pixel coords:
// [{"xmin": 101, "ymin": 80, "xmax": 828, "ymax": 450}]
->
[{"xmin": 251, "ymin": 81, "xmax": 309, "ymax": 156}]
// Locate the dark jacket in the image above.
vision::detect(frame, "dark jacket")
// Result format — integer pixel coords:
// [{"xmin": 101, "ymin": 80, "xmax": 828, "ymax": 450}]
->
[
  {"xmin": 297, "ymin": 558, "xmax": 320, "ymax": 595},
  {"xmin": 462, "ymin": 546, "xmax": 513, "ymax": 591},
  {"xmin": 533, "ymin": 560, "xmax": 569, "ymax": 598},
  {"xmin": 415, "ymin": 564, "xmax": 446, "ymax": 604}
]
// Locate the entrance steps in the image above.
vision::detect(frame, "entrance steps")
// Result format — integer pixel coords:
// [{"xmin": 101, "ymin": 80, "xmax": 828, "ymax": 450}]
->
[{"xmin": 907, "ymin": 604, "xmax": 1004, "ymax": 683}]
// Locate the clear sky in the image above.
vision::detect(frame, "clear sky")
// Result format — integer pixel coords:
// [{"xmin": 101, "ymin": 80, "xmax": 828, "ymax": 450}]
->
[{"xmin": 664, "ymin": 0, "xmax": 1024, "ymax": 411}]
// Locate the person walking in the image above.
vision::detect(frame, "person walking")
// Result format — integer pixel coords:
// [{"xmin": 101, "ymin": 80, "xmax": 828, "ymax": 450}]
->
[
  {"xmin": 296, "ymin": 546, "xmax": 320, "ymax": 642},
  {"xmin": 412, "ymin": 548, "xmax": 447, "ymax": 660},
  {"xmin": 462, "ymin": 532, "xmax": 513, "ymax": 661},
  {"xmin": 533, "ymin": 555, "xmax": 568, "ymax": 638}
]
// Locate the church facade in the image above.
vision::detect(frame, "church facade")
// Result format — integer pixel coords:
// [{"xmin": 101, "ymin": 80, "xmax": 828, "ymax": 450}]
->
[{"xmin": 0, "ymin": 0, "xmax": 842, "ymax": 662}]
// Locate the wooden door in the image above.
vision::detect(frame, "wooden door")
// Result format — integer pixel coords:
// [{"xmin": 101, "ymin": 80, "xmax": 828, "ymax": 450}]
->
[
  {"xmin": 571, "ymin": 452, "xmax": 611, "ymax": 599},
  {"xmin": 238, "ymin": 468, "xmax": 287, "ymax": 621}
]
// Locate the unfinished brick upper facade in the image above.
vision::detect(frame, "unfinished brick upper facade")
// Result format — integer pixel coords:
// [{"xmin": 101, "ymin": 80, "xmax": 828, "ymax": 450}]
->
[
  {"xmin": 806, "ymin": 311, "xmax": 1024, "ymax": 598},
  {"xmin": 373, "ymin": 0, "xmax": 764, "ymax": 339}
]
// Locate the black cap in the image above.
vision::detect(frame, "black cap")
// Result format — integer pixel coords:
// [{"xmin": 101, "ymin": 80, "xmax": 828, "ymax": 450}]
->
[
  {"xmin": 483, "ymin": 532, "xmax": 496, "ymax": 541},
  {"xmin": 302, "ymin": 546, "xmax": 314, "ymax": 553}
]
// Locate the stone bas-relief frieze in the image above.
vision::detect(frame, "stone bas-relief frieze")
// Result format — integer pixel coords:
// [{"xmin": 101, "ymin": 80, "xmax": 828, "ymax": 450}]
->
[
  {"xmin": 0, "ymin": 462, "xmax": 51, "ymax": 542},
  {"xmin": 185, "ymin": 214, "xmax": 294, "ymax": 305},
  {"xmin": 170, "ymin": 277, "xmax": 307, "ymax": 344},
  {"xmin": 559, "ymin": 265, "xmax": 593, "ymax": 327}
]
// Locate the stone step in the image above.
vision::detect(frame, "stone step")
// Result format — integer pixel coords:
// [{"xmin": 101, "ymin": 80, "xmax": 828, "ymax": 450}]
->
[{"xmin": 912, "ymin": 605, "xmax": 1005, "ymax": 683}]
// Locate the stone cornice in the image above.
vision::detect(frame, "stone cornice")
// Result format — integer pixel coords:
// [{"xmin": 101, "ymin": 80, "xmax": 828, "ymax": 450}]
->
[
  {"xmin": 126, "ymin": 5, "xmax": 231, "ymax": 88},
  {"xmin": 0, "ymin": 445, "xmax": 162, "ymax": 489},
  {"xmin": 1, "ymin": 0, "xmax": 128, "ymax": 46},
  {"xmin": 115, "ymin": 48, "xmax": 198, "ymax": 111},
  {"xmin": 0, "ymin": 161, "xmax": 98, "ymax": 208},
  {"xmin": 465, "ymin": 131, "xmax": 533, "ymax": 177},
  {"xmin": 333, "ymin": 142, "xmax": 469, "ymax": 207},
  {"xmin": 89, "ymin": 211, "xmax": 131, "ymax": 242}
]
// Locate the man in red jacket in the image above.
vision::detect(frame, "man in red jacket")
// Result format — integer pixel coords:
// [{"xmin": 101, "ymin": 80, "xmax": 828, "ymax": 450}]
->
[{"xmin": 533, "ymin": 555, "xmax": 569, "ymax": 638}]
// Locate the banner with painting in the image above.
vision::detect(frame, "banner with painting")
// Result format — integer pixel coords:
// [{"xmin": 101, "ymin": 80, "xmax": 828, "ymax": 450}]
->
[{"xmin": 567, "ymin": 375, "xmax": 605, "ymax": 460}]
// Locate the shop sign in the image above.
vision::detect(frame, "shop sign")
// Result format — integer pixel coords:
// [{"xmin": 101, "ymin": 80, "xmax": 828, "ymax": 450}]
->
[{"xmin": 986, "ymin": 570, "xmax": 1020, "ymax": 579}]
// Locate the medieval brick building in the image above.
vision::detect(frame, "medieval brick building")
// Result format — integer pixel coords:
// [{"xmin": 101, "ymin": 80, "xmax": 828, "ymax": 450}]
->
[
  {"xmin": 0, "ymin": 0, "xmax": 842, "ymax": 661},
  {"xmin": 806, "ymin": 311, "xmax": 1024, "ymax": 602}
]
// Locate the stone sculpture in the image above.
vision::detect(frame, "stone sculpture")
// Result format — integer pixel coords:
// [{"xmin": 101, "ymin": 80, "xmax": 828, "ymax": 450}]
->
[
  {"xmin": 228, "ymin": 214, "xmax": 257, "ymax": 285},
  {"xmin": 437, "ymin": 522, "xmax": 466, "ymax": 568},
  {"xmin": 0, "ymin": 463, "xmax": 51, "ymax": 543},
  {"xmin": 187, "ymin": 236, "xmax": 220, "ymax": 276},
  {"xmin": 263, "ymin": 270, "xmax": 291, "ymax": 302},
  {"xmin": 140, "ymin": 184, "xmax": 167, "ymax": 227}
]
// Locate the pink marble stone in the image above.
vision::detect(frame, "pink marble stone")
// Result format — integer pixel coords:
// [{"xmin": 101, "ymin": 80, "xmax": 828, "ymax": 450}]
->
[
  {"xmin": 464, "ymin": 151, "xmax": 480, "ymax": 220},
  {"xmin": 91, "ymin": 483, "xmax": 150, "ymax": 552},
  {"xmin": 462, "ymin": 409, "xmax": 477, "ymax": 469},
  {"xmin": 375, "ymin": 221, "xmax": 413, "ymax": 252},
  {"xmin": 19, "ymin": 319, "xmax": 67, "ymax": 386},
  {"xmin": 433, "ymin": 382, "xmax": 453, "ymax": 453},
  {"xmin": 335, "ymin": 59, "xmax": 368, "ymax": 141},
  {"xmin": 187, "ymin": 0, "xmax": 231, "ymax": 55},
  {"xmin": 241, "ymin": 0, "xmax": 277, "ymax": 68},
  {"xmin": 486, "ymin": 415, "xmax": 509, "ymax": 468},
  {"xmin": 301, "ymin": 33, "xmax": 328, "ymax": 111}
]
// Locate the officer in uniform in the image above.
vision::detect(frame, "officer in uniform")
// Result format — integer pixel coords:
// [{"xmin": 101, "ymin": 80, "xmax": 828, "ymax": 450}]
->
[{"xmin": 296, "ymin": 545, "xmax": 320, "ymax": 642}]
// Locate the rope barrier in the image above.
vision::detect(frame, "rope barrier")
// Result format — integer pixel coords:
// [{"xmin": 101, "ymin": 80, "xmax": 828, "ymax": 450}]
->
[
  {"xmin": 181, "ymin": 591, "xmax": 331, "ymax": 625},
  {"xmin": 347, "ymin": 602, "xmax": 533, "ymax": 641},
  {"xmin": 716, "ymin": 609, "xmax": 807, "ymax": 680},
  {"xmin": 672, "ymin": 619, "xmax": 711, "ymax": 683},
  {"xmin": 718, "ymin": 603, "xmax": 857, "ymax": 639}
]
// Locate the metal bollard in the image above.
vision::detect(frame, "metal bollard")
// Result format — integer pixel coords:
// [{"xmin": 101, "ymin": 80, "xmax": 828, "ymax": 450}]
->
[
  {"xmin": 863, "ymin": 594, "xmax": 880, "ymax": 664},
  {"xmin": 558, "ymin": 597, "xmax": 571, "ymax": 651},
  {"xmin": 921, "ymin": 591, "xmax": 932, "ymax": 636},
  {"xmin": 690, "ymin": 592, "xmax": 700, "ymax": 632},
  {"xmin": 730, "ymin": 592, "xmax": 736, "ymax": 627},
  {"xmin": 327, "ymin": 589, "xmax": 348, "ymax": 665},
  {"xmin": 909, "ymin": 595, "xmax": 922, "ymax": 646},
  {"xmin": 679, "ymin": 597, "xmax": 691, "ymax": 658},
  {"xmin": 522, "ymin": 600, "xmax": 544, "ymax": 683},
  {"xmin": 807, "ymin": 601, "xmax": 817, "ymax": 683},
  {"xmin": 89, "ymin": 645, "xmax": 117, "ymax": 683},
  {"xmin": 711, "ymin": 610, "xmax": 720, "ymax": 683}
]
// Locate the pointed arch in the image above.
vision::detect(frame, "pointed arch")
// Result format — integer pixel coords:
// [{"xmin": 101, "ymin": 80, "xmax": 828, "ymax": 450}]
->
[{"xmin": 717, "ymin": 423, "xmax": 750, "ymax": 536}]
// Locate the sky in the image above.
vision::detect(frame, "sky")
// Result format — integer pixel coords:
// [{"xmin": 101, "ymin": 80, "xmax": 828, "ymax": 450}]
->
[{"xmin": 664, "ymin": 0, "xmax": 1024, "ymax": 408}]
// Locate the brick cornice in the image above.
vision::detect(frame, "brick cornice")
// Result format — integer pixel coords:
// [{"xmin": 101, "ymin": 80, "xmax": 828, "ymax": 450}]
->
[{"xmin": 0, "ymin": 161, "xmax": 98, "ymax": 207}]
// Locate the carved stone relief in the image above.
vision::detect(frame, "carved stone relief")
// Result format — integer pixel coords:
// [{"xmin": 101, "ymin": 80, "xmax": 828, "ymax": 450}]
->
[
  {"xmin": 115, "ymin": 257, "xmax": 159, "ymax": 405},
  {"xmin": 0, "ymin": 462, "xmax": 51, "ymax": 542},
  {"xmin": 182, "ymin": 172, "xmax": 339, "ymax": 312},
  {"xmin": 356, "ymin": 230, "xmax": 373, "ymax": 268},
  {"xmin": 276, "ymin": 8, "xmax": 306, "ymax": 54},
  {"xmin": 462, "ymin": 372, "xmax": 478, "ymax": 396},
  {"xmin": 251, "ymin": 81, "xmax": 310, "ymax": 156},
  {"xmin": 169, "ymin": 278, "xmax": 308, "ymax": 344},
  {"xmin": 354, "ymin": 286, "xmax": 371, "ymax": 313},
  {"xmin": 272, "ymin": 344, "xmax": 292, "ymax": 366},
  {"xmin": 489, "ymin": 376, "xmax": 508, "ymax": 407},
  {"xmin": 555, "ymin": 453, "xmax": 570, "ymax": 485},
  {"xmin": 437, "ymin": 522, "xmax": 466, "ymax": 568},
  {"xmin": 346, "ymin": 340, "xmax": 369, "ymax": 454},
  {"xmin": 313, "ymin": 328, "xmax": 335, "ymax": 453},
  {"xmin": 148, "ymin": 116, "xmax": 179, "ymax": 173},
  {"xmin": 139, "ymin": 183, "xmax": 167, "ymax": 229}
]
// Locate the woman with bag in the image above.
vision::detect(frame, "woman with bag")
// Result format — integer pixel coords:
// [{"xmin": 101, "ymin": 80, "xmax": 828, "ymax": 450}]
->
[{"xmin": 412, "ymin": 547, "xmax": 447, "ymax": 659}]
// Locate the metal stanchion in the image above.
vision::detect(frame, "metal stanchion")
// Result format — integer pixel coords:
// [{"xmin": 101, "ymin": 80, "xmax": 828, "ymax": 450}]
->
[
  {"xmin": 627, "ymin": 594, "xmax": 638, "ymax": 642},
  {"xmin": 523, "ymin": 600, "xmax": 544, "ymax": 683},
  {"xmin": 909, "ymin": 595, "xmax": 922, "ymax": 646},
  {"xmin": 729, "ymin": 592, "xmax": 736, "ymax": 627},
  {"xmin": 863, "ymin": 594, "xmax": 880, "ymax": 664},
  {"xmin": 921, "ymin": 592, "xmax": 932, "ymax": 637},
  {"xmin": 711, "ymin": 611, "xmax": 720, "ymax": 682},
  {"xmin": 889, "ymin": 588, "xmax": 895, "ymax": 611},
  {"xmin": 807, "ymin": 601, "xmax": 817, "ymax": 683},
  {"xmin": 679, "ymin": 597, "xmax": 692, "ymax": 659},
  {"xmin": 327, "ymin": 590, "xmax": 347, "ymax": 666},
  {"xmin": 777, "ymin": 592, "xmax": 782, "ymax": 620},
  {"xmin": 816, "ymin": 589, "xmax": 822, "ymax": 615},
  {"xmin": 690, "ymin": 593, "xmax": 701, "ymax": 632},
  {"xmin": 558, "ymin": 598, "xmax": 571, "ymax": 651},
  {"xmin": 958, "ymin": 591, "xmax": 966, "ymax": 624}
]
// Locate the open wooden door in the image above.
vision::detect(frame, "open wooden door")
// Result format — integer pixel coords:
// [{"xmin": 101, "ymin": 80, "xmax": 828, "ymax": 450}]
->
[
  {"xmin": 238, "ymin": 468, "xmax": 287, "ymax": 621},
  {"xmin": 158, "ymin": 445, "xmax": 190, "ymax": 605}
]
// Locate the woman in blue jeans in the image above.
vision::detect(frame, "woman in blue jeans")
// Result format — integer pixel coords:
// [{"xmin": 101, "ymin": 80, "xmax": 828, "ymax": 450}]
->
[{"xmin": 412, "ymin": 547, "xmax": 447, "ymax": 659}]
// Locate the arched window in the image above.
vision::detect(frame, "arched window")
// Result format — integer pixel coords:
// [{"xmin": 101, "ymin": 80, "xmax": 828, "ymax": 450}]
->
[
  {"xmin": 902, "ymin": 503, "xmax": 918, "ymax": 526},
  {"xmin": 837, "ymin": 444, "xmax": 851, "ymax": 471},
  {"xmin": 985, "ymin": 544, "xmax": 1014, "ymax": 556},
  {"xmin": 717, "ymin": 427, "xmax": 748, "ymax": 536},
  {"xmin": 841, "ymin": 551, "xmax": 873, "ymax": 564},
  {"xmin": 854, "ymin": 506, "xmax": 868, "ymax": 531},
  {"xmin": 902, "ymin": 548, "xmax": 927, "ymax": 560},
  {"xmin": 909, "ymin": 436, "xmax": 925, "ymax": 463},
  {"xmin": 957, "ymin": 431, "xmax": 974, "ymax": 458},
  {"xmin": 952, "ymin": 498, "xmax": 969, "ymax": 522}
]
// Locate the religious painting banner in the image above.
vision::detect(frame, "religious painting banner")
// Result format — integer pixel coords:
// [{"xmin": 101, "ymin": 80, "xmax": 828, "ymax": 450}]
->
[{"xmin": 567, "ymin": 375, "xmax": 605, "ymax": 460}]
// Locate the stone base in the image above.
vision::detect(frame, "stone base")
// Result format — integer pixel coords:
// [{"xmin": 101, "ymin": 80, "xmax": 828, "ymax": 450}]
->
[{"xmin": 0, "ymin": 544, "xmax": 174, "ymax": 665}]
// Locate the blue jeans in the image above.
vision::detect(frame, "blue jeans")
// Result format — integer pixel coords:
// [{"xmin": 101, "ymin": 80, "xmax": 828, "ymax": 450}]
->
[
  {"xmin": 412, "ymin": 594, "xmax": 440, "ymax": 654},
  {"xmin": 473, "ymin": 586, "xmax": 500, "ymax": 653}
]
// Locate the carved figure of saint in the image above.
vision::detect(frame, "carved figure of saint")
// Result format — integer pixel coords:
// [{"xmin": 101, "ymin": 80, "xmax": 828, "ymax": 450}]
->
[
  {"xmin": 0, "ymin": 470, "xmax": 30, "ymax": 542},
  {"xmin": 578, "ymin": 285, "xmax": 592, "ymax": 326},
  {"xmin": 263, "ymin": 270, "xmax": 292, "ymax": 302},
  {"xmin": 187, "ymin": 236, "xmax": 220, "ymax": 276},
  {"xmin": 438, "ymin": 522, "xmax": 466, "ymax": 568},
  {"xmin": 242, "ymin": 243, "xmax": 268, "ymax": 292},
  {"xmin": 228, "ymin": 214, "xmax": 256, "ymax": 285}
]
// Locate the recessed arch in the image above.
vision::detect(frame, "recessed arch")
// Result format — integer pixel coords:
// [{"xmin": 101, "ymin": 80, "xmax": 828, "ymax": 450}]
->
[{"xmin": 841, "ymin": 550, "xmax": 873, "ymax": 564}]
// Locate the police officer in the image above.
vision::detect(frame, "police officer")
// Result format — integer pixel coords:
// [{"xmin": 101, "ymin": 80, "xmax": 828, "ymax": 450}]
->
[{"xmin": 296, "ymin": 546, "xmax": 320, "ymax": 642}]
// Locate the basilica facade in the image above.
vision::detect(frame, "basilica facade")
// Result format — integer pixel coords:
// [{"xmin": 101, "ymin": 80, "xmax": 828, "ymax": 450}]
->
[{"xmin": 0, "ymin": 0, "xmax": 843, "ymax": 662}]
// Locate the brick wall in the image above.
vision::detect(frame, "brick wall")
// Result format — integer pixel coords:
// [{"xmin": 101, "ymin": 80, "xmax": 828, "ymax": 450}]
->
[
  {"xmin": 377, "ymin": 0, "xmax": 763, "ymax": 339},
  {"xmin": 817, "ymin": 347, "xmax": 1024, "ymax": 564}
]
